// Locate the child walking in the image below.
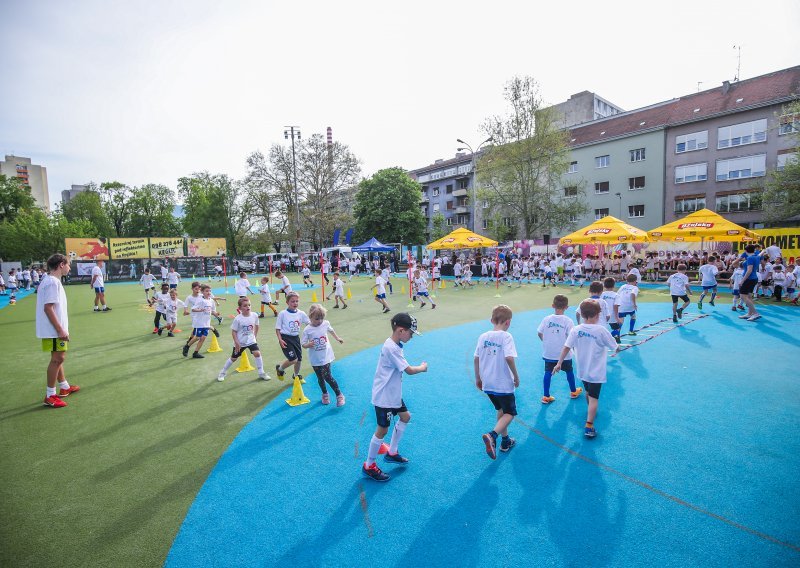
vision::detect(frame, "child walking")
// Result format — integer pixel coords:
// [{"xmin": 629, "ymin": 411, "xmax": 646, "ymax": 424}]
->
[
  {"xmin": 217, "ymin": 298, "xmax": 269, "ymax": 381},
  {"xmin": 274, "ymin": 291, "xmax": 310, "ymax": 382},
  {"xmin": 554, "ymin": 299, "xmax": 618, "ymax": 438},
  {"xmin": 362, "ymin": 313, "xmax": 427, "ymax": 481},
  {"xmin": 328, "ymin": 272, "xmax": 348, "ymax": 309},
  {"xmin": 697, "ymin": 256, "xmax": 719, "ymax": 310},
  {"xmin": 614, "ymin": 274, "xmax": 639, "ymax": 336},
  {"xmin": 301, "ymin": 303, "xmax": 346, "ymax": 406},
  {"xmin": 140, "ymin": 268, "xmax": 156, "ymax": 303},
  {"xmin": 666, "ymin": 264, "xmax": 692, "ymax": 322},
  {"xmin": 475, "ymin": 304, "xmax": 520, "ymax": 459},
  {"xmin": 537, "ymin": 295, "xmax": 582, "ymax": 404},
  {"xmin": 258, "ymin": 276, "xmax": 278, "ymax": 318}
]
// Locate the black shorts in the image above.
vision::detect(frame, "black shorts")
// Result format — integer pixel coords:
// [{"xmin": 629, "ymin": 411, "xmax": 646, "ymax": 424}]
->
[
  {"xmin": 375, "ymin": 401, "xmax": 408, "ymax": 428},
  {"xmin": 739, "ymin": 279, "xmax": 757, "ymax": 295},
  {"xmin": 671, "ymin": 295, "xmax": 690, "ymax": 303},
  {"xmin": 486, "ymin": 393, "xmax": 517, "ymax": 416},
  {"xmin": 231, "ymin": 343, "xmax": 259, "ymax": 359},
  {"xmin": 280, "ymin": 333, "xmax": 302, "ymax": 361},
  {"xmin": 544, "ymin": 359, "xmax": 573, "ymax": 373},
  {"xmin": 582, "ymin": 381, "xmax": 603, "ymax": 399}
]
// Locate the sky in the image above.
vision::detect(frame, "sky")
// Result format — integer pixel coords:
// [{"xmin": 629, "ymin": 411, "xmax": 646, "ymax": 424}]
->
[{"xmin": 2, "ymin": 0, "xmax": 799, "ymax": 208}]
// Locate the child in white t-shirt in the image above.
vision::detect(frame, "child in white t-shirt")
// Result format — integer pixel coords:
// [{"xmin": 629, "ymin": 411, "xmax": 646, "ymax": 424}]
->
[
  {"xmin": 140, "ymin": 268, "xmax": 157, "ymax": 303},
  {"xmin": 235, "ymin": 272, "xmax": 254, "ymax": 298},
  {"xmin": 217, "ymin": 297, "xmax": 268, "ymax": 381},
  {"xmin": 361, "ymin": 313, "xmax": 427, "ymax": 482},
  {"xmin": 302, "ymin": 265, "xmax": 313, "ymax": 287},
  {"xmin": 258, "ymin": 276, "xmax": 278, "ymax": 318},
  {"xmin": 274, "ymin": 270, "xmax": 292, "ymax": 301},
  {"xmin": 274, "ymin": 292, "xmax": 310, "ymax": 382},
  {"xmin": 600, "ymin": 277, "xmax": 621, "ymax": 343},
  {"xmin": 413, "ymin": 269, "xmax": 436, "ymax": 309},
  {"xmin": 183, "ymin": 285, "xmax": 219, "ymax": 359},
  {"xmin": 537, "ymin": 295, "xmax": 581, "ymax": 404},
  {"xmin": 730, "ymin": 264, "xmax": 745, "ymax": 311},
  {"xmin": 554, "ymin": 299, "xmax": 618, "ymax": 438},
  {"xmin": 166, "ymin": 267, "xmax": 181, "ymax": 289},
  {"xmin": 475, "ymin": 305, "xmax": 520, "ymax": 460},
  {"xmin": 614, "ymin": 274, "xmax": 639, "ymax": 335},
  {"xmin": 697, "ymin": 256, "xmax": 719, "ymax": 310},
  {"xmin": 666, "ymin": 264, "xmax": 692, "ymax": 322},
  {"xmin": 151, "ymin": 282, "xmax": 171, "ymax": 334},
  {"xmin": 328, "ymin": 272, "xmax": 348, "ymax": 309},
  {"xmin": 163, "ymin": 288, "xmax": 186, "ymax": 337},
  {"xmin": 371, "ymin": 269, "xmax": 390, "ymax": 313},
  {"xmin": 301, "ymin": 303, "xmax": 345, "ymax": 406}
]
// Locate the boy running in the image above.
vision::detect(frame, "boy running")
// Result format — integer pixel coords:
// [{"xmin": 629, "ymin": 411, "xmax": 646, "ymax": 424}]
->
[
  {"xmin": 371, "ymin": 269, "xmax": 391, "ymax": 313},
  {"xmin": 666, "ymin": 264, "xmax": 692, "ymax": 323},
  {"xmin": 697, "ymin": 256, "xmax": 719, "ymax": 310},
  {"xmin": 183, "ymin": 284, "xmax": 218, "ymax": 358},
  {"xmin": 614, "ymin": 274, "xmax": 639, "ymax": 336},
  {"xmin": 274, "ymin": 291, "xmax": 310, "ymax": 382},
  {"xmin": 413, "ymin": 269, "xmax": 436, "ymax": 309},
  {"xmin": 217, "ymin": 297, "xmax": 269, "ymax": 381},
  {"xmin": 162, "ymin": 289, "xmax": 185, "ymax": 337},
  {"xmin": 328, "ymin": 272, "xmax": 347, "ymax": 309},
  {"xmin": 274, "ymin": 270, "xmax": 292, "ymax": 302},
  {"xmin": 258, "ymin": 276, "xmax": 278, "ymax": 318},
  {"xmin": 140, "ymin": 268, "xmax": 156, "ymax": 303}
]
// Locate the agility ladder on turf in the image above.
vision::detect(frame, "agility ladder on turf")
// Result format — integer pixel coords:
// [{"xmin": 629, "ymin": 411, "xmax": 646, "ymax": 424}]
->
[{"xmin": 611, "ymin": 312, "xmax": 709, "ymax": 357}]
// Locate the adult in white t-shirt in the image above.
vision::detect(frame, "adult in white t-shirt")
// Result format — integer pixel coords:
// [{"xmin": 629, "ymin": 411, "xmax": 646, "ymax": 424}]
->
[
  {"xmin": 36, "ymin": 254, "xmax": 79, "ymax": 408},
  {"xmin": 762, "ymin": 244, "xmax": 781, "ymax": 262},
  {"xmin": 90, "ymin": 259, "xmax": 110, "ymax": 312}
]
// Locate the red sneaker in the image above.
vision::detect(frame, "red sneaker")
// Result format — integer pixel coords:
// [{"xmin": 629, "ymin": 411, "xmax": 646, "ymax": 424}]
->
[
  {"xmin": 43, "ymin": 395, "xmax": 67, "ymax": 408},
  {"xmin": 58, "ymin": 385, "xmax": 81, "ymax": 397}
]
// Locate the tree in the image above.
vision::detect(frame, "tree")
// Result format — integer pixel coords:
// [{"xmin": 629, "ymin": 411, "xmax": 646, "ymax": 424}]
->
[
  {"xmin": 0, "ymin": 209, "xmax": 95, "ymax": 262},
  {"xmin": 95, "ymin": 181, "xmax": 133, "ymax": 237},
  {"xmin": 60, "ymin": 189, "xmax": 114, "ymax": 236},
  {"xmin": 0, "ymin": 174, "xmax": 37, "ymax": 222},
  {"xmin": 477, "ymin": 76, "xmax": 589, "ymax": 239},
  {"xmin": 430, "ymin": 212, "xmax": 447, "ymax": 241},
  {"xmin": 763, "ymin": 101, "xmax": 800, "ymax": 223},
  {"xmin": 246, "ymin": 147, "xmax": 295, "ymax": 251},
  {"xmin": 126, "ymin": 184, "xmax": 183, "ymax": 237},
  {"xmin": 353, "ymin": 168, "xmax": 426, "ymax": 244},
  {"xmin": 484, "ymin": 212, "xmax": 517, "ymax": 243}
]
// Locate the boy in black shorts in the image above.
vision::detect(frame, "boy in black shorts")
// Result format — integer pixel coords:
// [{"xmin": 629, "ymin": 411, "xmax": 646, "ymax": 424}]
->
[{"xmin": 274, "ymin": 292, "xmax": 309, "ymax": 382}]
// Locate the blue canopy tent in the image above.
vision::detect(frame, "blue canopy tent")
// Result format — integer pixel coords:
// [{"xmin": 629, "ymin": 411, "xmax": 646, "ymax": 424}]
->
[{"xmin": 351, "ymin": 237, "xmax": 395, "ymax": 252}]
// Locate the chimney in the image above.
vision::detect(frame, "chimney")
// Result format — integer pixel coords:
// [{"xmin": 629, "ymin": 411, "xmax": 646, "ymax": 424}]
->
[
  {"xmin": 722, "ymin": 80, "xmax": 731, "ymax": 95},
  {"xmin": 434, "ymin": 159, "xmax": 443, "ymax": 164}
]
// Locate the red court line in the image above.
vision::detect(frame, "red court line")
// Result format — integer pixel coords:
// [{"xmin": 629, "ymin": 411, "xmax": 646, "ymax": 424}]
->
[{"xmin": 516, "ymin": 418, "xmax": 800, "ymax": 554}]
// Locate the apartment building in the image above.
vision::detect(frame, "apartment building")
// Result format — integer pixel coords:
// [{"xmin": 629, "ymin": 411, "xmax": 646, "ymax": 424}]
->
[{"xmin": 0, "ymin": 154, "xmax": 50, "ymax": 212}]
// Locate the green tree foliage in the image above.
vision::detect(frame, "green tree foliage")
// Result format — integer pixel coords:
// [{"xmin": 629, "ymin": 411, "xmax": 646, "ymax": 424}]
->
[
  {"xmin": 763, "ymin": 101, "xmax": 800, "ymax": 223},
  {"xmin": 353, "ymin": 168, "xmax": 426, "ymax": 244},
  {"xmin": 0, "ymin": 174, "xmax": 37, "ymax": 222},
  {"xmin": 246, "ymin": 147, "xmax": 294, "ymax": 251},
  {"xmin": 0, "ymin": 209, "xmax": 95, "ymax": 262},
  {"xmin": 60, "ymin": 189, "xmax": 114, "ymax": 236},
  {"xmin": 484, "ymin": 213, "xmax": 517, "ymax": 242},
  {"xmin": 477, "ymin": 76, "xmax": 589, "ymax": 239},
  {"xmin": 126, "ymin": 184, "xmax": 183, "ymax": 237},
  {"xmin": 178, "ymin": 173, "xmax": 254, "ymax": 257},
  {"xmin": 430, "ymin": 212, "xmax": 447, "ymax": 241},
  {"xmin": 95, "ymin": 181, "xmax": 133, "ymax": 237}
]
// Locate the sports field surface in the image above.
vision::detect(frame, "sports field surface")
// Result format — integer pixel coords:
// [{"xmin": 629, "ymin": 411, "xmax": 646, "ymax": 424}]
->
[{"xmin": 1, "ymin": 274, "xmax": 798, "ymax": 567}]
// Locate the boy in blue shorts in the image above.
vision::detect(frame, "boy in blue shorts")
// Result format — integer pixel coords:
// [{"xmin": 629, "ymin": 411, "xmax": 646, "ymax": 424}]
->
[
  {"xmin": 537, "ymin": 295, "xmax": 582, "ymax": 404},
  {"xmin": 475, "ymin": 304, "xmax": 520, "ymax": 459},
  {"xmin": 362, "ymin": 313, "xmax": 428, "ymax": 481},
  {"xmin": 614, "ymin": 273, "xmax": 639, "ymax": 335},
  {"xmin": 371, "ymin": 269, "xmax": 391, "ymax": 313},
  {"xmin": 183, "ymin": 284, "xmax": 218, "ymax": 359}
]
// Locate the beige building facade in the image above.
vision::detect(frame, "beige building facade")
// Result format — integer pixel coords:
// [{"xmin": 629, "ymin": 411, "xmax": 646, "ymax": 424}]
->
[{"xmin": 0, "ymin": 155, "xmax": 50, "ymax": 212}]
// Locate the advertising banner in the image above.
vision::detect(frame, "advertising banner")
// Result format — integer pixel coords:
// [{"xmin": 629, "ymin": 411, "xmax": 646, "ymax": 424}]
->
[
  {"xmin": 109, "ymin": 238, "xmax": 149, "ymax": 259},
  {"xmin": 149, "ymin": 238, "xmax": 185, "ymax": 258},
  {"xmin": 204, "ymin": 257, "xmax": 226, "ymax": 276},
  {"xmin": 65, "ymin": 238, "xmax": 109, "ymax": 260},
  {"xmin": 176, "ymin": 257, "xmax": 205, "ymax": 278},
  {"xmin": 108, "ymin": 259, "xmax": 146, "ymax": 281},
  {"xmin": 187, "ymin": 237, "xmax": 227, "ymax": 257},
  {"xmin": 754, "ymin": 228, "xmax": 800, "ymax": 264}
]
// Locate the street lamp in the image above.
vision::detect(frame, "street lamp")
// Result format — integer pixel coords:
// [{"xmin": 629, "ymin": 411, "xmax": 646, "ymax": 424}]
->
[
  {"xmin": 614, "ymin": 192, "xmax": 622, "ymax": 218},
  {"xmin": 284, "ymin": 126, "xmax": 302, "ymax": 254},
  {"xmin": 456, "ymin": 136, "xmax": 494, "ymax": 232}
]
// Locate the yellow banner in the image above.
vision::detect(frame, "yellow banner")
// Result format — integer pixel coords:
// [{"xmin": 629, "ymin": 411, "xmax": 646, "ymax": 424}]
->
[
  {"xmin": 149, "ymin": 237, "xmax": 185, "ymax": 258},
  {"xmin": 187, "ymin": 237, "xmax": 227, "ymax": 257},
  {"xmin": 65, "ymin": 238, "xmax": 109, "ymax": 260},
  {"xmin": 109, "ymin": 237, "xmax": 149, "ymax": 259},
  {"xmin": 755, "ymin": 228, "xmax": 800, "ymax": 264}
]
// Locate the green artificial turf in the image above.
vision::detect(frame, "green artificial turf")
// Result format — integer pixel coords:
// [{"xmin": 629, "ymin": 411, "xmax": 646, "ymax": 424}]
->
[{"xmin": 0, "ymin": 275, "xmax": 671, "ymax": 567}]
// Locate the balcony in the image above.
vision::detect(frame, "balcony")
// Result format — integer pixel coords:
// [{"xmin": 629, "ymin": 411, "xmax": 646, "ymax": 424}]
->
[
  {"xmin": 456, "ymin": 206, "xmax": 469, "ymax": 214},
  {"xmin": 420, "ymin": 196, "xmax": 429, "ymax": 204},
  {"xmin": 453, "ymin": 188, "xmax": 468, "ymax": 197}
]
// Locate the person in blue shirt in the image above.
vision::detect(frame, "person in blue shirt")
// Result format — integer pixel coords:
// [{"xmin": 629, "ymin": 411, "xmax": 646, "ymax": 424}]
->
[{"xmin": 737, "ymin": 244, "xmax": 762, "ymax": 322}]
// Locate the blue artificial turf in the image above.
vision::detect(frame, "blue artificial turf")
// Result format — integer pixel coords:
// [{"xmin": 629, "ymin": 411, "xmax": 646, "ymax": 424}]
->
[{"xmin": 166, "ymin": 303, "xmax": 800, "ymax": 567}]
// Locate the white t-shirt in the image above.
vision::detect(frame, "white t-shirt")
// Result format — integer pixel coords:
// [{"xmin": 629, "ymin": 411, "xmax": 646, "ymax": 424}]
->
[
  {"xmin": 160, "ymin": 266, "xmax": 168, "ymax": 279},
  {"xmin": 91, "ymin": 266, "xmax": 104, "ymax": 288},
  {"xmin": 333, "ymin": 279, "xmax": 344, "ymax": 296},
  {"xmin": 36, "ymin": 274, "xmax": 68, "ymax": 338},
  {"xmin": 259, "ymin": 283, "xmax": 272, "ymax": 302},
  {"xmin": 140, "ymin": 274, "xmax": 156, "ymax": 289},
  {"xmin": 414, "ymin": 276, "xmax": 428, "ymax": 294},
  {"xmin": 167, "ymin": 271, "xmax": 181, "ymax": 285},
  {"xmin": 785, "ymin": 272, "xmax": 796, "ymax": 289},
  {"xmin": 235, "ymin": 278, "xmax": 251, "ymax": 296},
  {"xmin": 473, "ymin": 329, "xmax": 518, "ymax": 395},
  {"xmin": 154, "ymin": 292, "xmax": 171, "ymax": 314},
  {"xmin": 454, "ymin": 262, "xmax": 462, "ymax": 276},
  {"xmin": 191, "ymin": 297, "xmax": 215, "ymax": 328},
  {"xmin": 615, "ymin": 284, "xmax": 639, "ymax": 313},
  {"xmin": 371, "ymin": 338, "xmax": 410, "ymax": 408},
  {"xmin": 667, "ymin": 272, "xmax": 690, "ymax": 295},
  {"xmin": 165, "ymin": 298, "xmax": 186, "ymax": 322},
  {"xmin": 582, "ymin": 296, "xmax": 611, "ymax": 323},
  {"xmin": 231, "ymin": 313, "xmax": 259, "ymax": 347},
  {"xmin": 301, "ymin": 320, "xmax": 336, "ymax": 366},
  {"xmin": 375, "ymin": 276, "xmax": 386, "ymax": 295},
  {"xmin": 279, "ymin": 275, "xmax": 292, "ymax": 292},
  {"xmin": 599, "ymin": 291, "xmax": 617, "ymax": 321},
  {"xmin": 564, "ymin": 323, "xmax": 617, "ymax": 383},
  {"xmin": 628, "ymin": 267, "xmax": 642, "ymax": 284},
  {"xmin": 730, "ymin": 268, "xmax": 744, "ymax": 290},
  {"xmin": 184, "ymin": 293, "xmax": 201, "ymax": 313},
  {"xmin": 764, "ymin": 245, "xmax": 781, "ymax": 261},
  {"xmin": 537, "ymin": 314, "xmax": 573, "ymax": 361},
  {"xmin": 275, "ymin": 309, "xmax": 310, "ymax": 336},
  {"xmin": 302, "ymin": 267, "xmax": 311, "ymax": 277},
  {"xmin": 699, "ymin": 264, "xmax": 719, "ymax": 286}
]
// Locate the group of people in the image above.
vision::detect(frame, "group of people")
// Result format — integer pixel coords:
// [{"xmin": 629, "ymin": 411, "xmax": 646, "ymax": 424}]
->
[{"xmin": 0, "ymin": 266, "xmax": 45, "ymax": 302}]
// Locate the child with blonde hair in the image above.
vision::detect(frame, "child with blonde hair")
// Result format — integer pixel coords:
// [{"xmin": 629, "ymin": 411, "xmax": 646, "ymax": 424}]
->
[{"xmin": 301, "ymin": 304, "xmax": 346, "ymax": 405}]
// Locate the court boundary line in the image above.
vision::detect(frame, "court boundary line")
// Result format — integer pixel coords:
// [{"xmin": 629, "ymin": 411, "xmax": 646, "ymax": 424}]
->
[{"xmin": 612, "ymin": 313, "xmax": 709, "ymax": 356}]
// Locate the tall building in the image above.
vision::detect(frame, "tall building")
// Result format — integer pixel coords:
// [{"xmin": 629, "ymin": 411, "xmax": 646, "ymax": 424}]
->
[
  {"xmin": 61, "ymin": 184, "xmax": 89, "ymax": 204},
  {"xmin": 549, "ymin": 91, "xmax": 624, "ymax": 129},
  {"xmin": 0, "ymin": 155, "xmax": 50, "ymax": 212}
]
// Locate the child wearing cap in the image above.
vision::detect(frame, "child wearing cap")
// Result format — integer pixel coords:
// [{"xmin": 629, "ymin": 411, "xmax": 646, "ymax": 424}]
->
[{"xmin": 361, "ymin": 313, "xmax": 428, "ymax": 482}]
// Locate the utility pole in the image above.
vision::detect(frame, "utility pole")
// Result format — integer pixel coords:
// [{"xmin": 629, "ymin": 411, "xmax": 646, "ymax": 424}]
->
[
  {"xmin": 284, "ymin": 126, "xmax": 302, "ymax": 253},
  {"xmin": 456, "ymin": 136, "xmax": 494, "ymax": 232}
]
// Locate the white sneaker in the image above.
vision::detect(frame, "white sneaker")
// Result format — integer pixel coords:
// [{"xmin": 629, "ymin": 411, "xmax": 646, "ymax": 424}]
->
[
  {"xmin": 217, "ymin": 373, "xmax": 226, "ymax": 382},
  {"xmin": 258, "ymin": 372, "xmax": 271, "ymax": 381},
  {"xmin": 746, "ymin": 314, "xmax": 762, "ymax": 322}
]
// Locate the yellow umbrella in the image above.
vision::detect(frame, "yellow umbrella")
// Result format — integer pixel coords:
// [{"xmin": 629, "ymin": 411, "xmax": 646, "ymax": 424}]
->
[
  {"xmin": 427, "ymin": 227, "xmax": 498, "ymax": 250},
  {"xmin": 558, "ymin": 216, "xmax": 649, "ymax": 245},
  {"xmin": 647, "ymin": 208, "xmax": 760, "ymax": 242}
]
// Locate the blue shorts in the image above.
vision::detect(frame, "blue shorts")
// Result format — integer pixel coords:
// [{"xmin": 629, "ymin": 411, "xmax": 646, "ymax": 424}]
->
[
  {"xmin": 192, "ymin": 328, "xmax": 210, "ymax": 337},
  {"xmin": 788, "ymin": 288, "xmax": 796, "ymax": 294},
  {"xmin": 732, "ymin": 289, "xmax": 740, "ymax": 297},
  {"xmin": 169, "ymin": 284, "xmax": 178, "ymax": 289},
  {"xmin": 418, "ymin": 291, "xmax": 429, "ymax": 297},
  {"xmin": 94, "ymin": 287, "xmax": 104, "ymax": 293},
  {"xmin": 618, "ymin": 311, "xmax": 636, "ymax": 317},
  {"xmin": 702, "ymin": 285, "xmax": 717, "ymax": 291},
  {"xmin": 376, "ymin": 293, "xmax": 386, "ymax": 299}
]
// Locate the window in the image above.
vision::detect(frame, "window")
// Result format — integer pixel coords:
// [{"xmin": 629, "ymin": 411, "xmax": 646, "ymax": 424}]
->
[
  {"xmin": 433, "ymin": 203, "xmax": 440, "ymax": 212},
  {"xmin": 446, "ymin": 201, "xmax": 454, "ymax": 210},
  {"xmin": 502, "ymin": 217, "xmax": 514, "ymax": 227},
  {"xmin": 483, "ymin": 200, "xmax": 489, "ymax": 209},
  {"xmin": 567, "ymin": 161, "xmax": 578, "ymax": 174},
  {"xmin": 595, "ymin": 181, "xmax": 610, "ymax": 194},
  {"xmin": 718, "ymin": 119, "xmax": 767, "ymax": 149},
  {"xmin": 715, "ymin": 192, "xmax": 762, "ymax": 213},
  {"xmin": 446, "ymin": 184, "xmax": 453, "ymax": 194},
  {"xmin": 446, "ymin": 217, "xmax": 453, "ymax": 226},
  {"xmin": 482, "ymin": 219, "xmax": 488, "ymax": 230},
  {"xmin": 628, "ymin": 204, "xmax": 645, "ymax": 218},
  {"xmin": 630, "ymin": 148, "xmax": 646, "ymax": 162},
  {"xmin": 716, "ymin": 154, "xmax": 766, "ymax": 181},
  {"xmin": 568, "ymin": 213, "xmax": 578, "ymax": 222},
  {"xmin": 595, "ymin": 155, "xmax": 610, "ymax": 168},
  {"xmin": 628, "ymin": 176, "xmax": 645, "ymax": 190},
  {"xmin": 563, "ymin": 186, "xmax": 578, "ymax": 198},
  {"xmin": 675, "ymin": 163, "xmax": 708, "ymax": 184},
  {"xmin": 675, "ymin": 130, "xmax": 708, "ymax": 153},
  {"xmin": 456, "ymin": 215, "xmax": 469, "ymax": 225},
  {"xmin": 458, "ymin": 178, "xmax": 469, "ymax": 189},
  {"xmin": 432, "ymin": 187, "xmax": 440, "ymax": 197},
  {"xmin": 420, "ymin": 207, "xmax": 427, "ymax": 216},
  {"xmin": 674, "ymin": 196, "xmax": 706, "ymax": 214},
  {"xmin": 777, "ymin": 152, "xmax": 798, "ymax": 171},
  {"xmin": 422, "ymin": 185, "xmax": 429, "ymax": 194},
  {"xmin": 779, "ymin": 113, "xmax": 800, "ymax": 135},
  {"xmin": 594, "ymin": 208, "xmax": 609, "ymax": 220}
]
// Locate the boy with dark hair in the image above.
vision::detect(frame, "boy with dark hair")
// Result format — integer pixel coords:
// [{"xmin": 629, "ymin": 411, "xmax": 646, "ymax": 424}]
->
[
  {"xmin": 614, "ymin": 273, "xmax": 639, "ymax": 336},
  {"xmin": 666, "ymin": 264, "xmax": 692, "ymax": 323}
]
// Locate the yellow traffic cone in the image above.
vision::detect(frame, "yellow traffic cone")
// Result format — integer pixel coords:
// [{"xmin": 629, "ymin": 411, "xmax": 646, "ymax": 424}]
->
[
  {"xmin": 401, "ymin": 285, "xmax": 406, "ymax": 294},
  {"xmin": 311, "ymin": 291, "xmax": 318, "ymax": 302},
  {"xmin": 439, "ymin": 280, "xmax": 446, "ymax": 289},
  {"xmin": 285, "ymin": 375, "xmax": 310, "ymax": 406},
  {"xmin": 346, "ymin": 287, "xmax": 352, "ymax": 299},
  {"xmin": 236, "ymin": 350, "xmax": 256, "ymax": 372},
  {"xmin": 207, "ymin": 333, "xmax": 222, "ymax": 353}
]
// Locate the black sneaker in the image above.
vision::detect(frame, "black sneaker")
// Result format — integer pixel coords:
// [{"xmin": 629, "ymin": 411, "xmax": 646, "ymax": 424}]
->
[
  {"xmin": 258, "ymin": 313, "xmax": 265, "ymax": 318},
  {"xmin": 212, "ymin": 328, "xmax": 220, "ymax": 338},
  {"xmin": 192, "ymin": 351, "xmax": 204, "ymax": 359},
  {"xmin": 362, "ymin": 462, "xmax": 390, "ymax": 482},
  {"xmin": 499, "ymin": 438, "xmax": 516, "ymax": 453},
  {"xmin": 709, "ymin": 299, "xmax": 715, "ymax": 307},
  {"xmin": 167, "ymin": 332, "xmax": 174, "ymax": 337},
  {"xmin": 157, "ymin": 327, "xmax": 163, "ymax": 336},
  {"xmin": 342, "ymin": 305, "xmax": 347, "ymax": 310},
  {"xmin": 182, "ymin": 344, "xmax": 189, "ymax": 357},
  {"xmin": 382, "ymin": 308, "xmax": 391, "ymax": 313},
  {"xmin": 673, "ymin": 315, "xmax": 678, "ymax": 323},
  {"xmin": 275, "ymin": 364, "xmax": 285, "ymax": 380},
  {"xmin": 677, "ymin": 307, "xmax": 684, "ymax": 319},
  {"xmin": 215, "ymin": 316, "xmax": 223, "ymax": 325},
  {"xmin": 102, "ymin": 307, "xmax": 112, "ymax": 311},
  {"xmin": 333, "ymin": 305, "xmax": 339, "ymax": 309},
  {"xmin": 384, "ymin": 452, "xmax": 409, "ymax": 465}
]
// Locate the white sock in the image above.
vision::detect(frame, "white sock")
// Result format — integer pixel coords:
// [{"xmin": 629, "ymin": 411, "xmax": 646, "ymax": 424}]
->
[
  {"xmin": 389, "ymin": 421, "xmax": 407, "ymax": 455},
  {"xmin": 102, "ymin": 305, "xmax": 107, "ymax": 309},
  {"xmin": 46, "ymin": 386, "xmax": 56, "ymax": 398},
  {"xmin": 221, "ymin": 359, "xmax": 234, "ymax": 373},
  {"xmin": 255, "ymin": 355, "xmax": 264, "ymax": 373},
  {"xmin": 58, "ymin": 380, "xmax": 70, "ymax": 390},
  {"xmin": 366, "ymin": 435, "xmax": 383, "ymax": 466}
]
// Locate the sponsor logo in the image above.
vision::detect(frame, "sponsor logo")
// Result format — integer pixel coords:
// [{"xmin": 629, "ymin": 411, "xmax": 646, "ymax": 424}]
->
[
  {"xmin": 585, "ymin": 228, "xmax": 611, "ymax": 235},
  {"xmin": 727, "ymin": 230, "xmax": 741, "ymax": 235},
  {"xmin": 467, "ymin": 236, "xmax": 482, "ymax": 242},
  {"xmin": 678, "ymin": 222, "xmax": 714, "ymax": 229},
  {"xmin": 650, "ymin": 231, "xmax": 662, "ymax": 237}
]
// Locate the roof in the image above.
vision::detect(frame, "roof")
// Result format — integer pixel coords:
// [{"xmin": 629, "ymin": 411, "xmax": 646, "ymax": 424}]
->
[
  {"xmin": 569, "ymin": 65, "xmax": 800, "ymax": 147},
  {"xmin": 408, "ymin": 153, "xmax": 475, "ymax": 176}
]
